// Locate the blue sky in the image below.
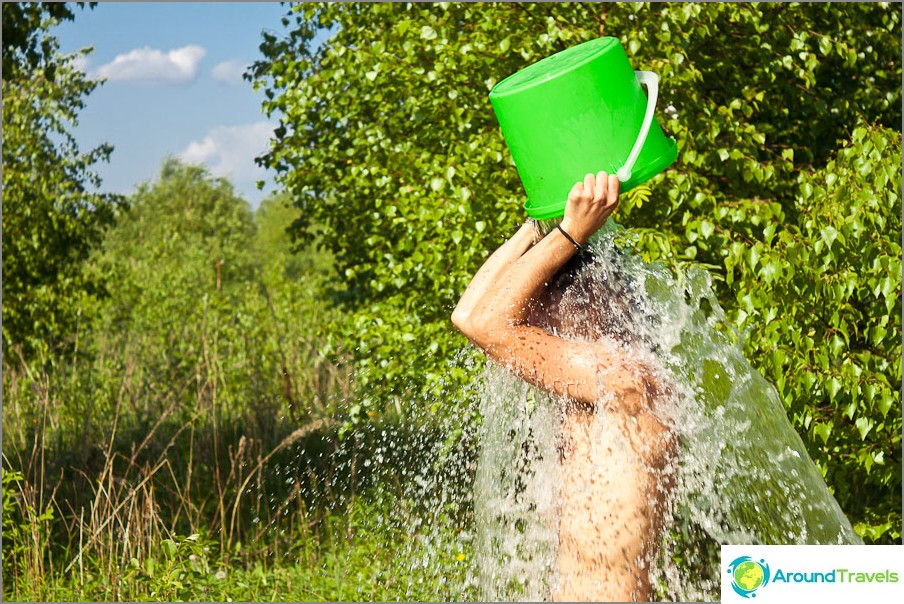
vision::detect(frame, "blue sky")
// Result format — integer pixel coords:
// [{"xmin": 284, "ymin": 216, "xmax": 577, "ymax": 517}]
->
[{"xmin": 54, "ymin": 2, "xmax": 298, "ymax": 207}]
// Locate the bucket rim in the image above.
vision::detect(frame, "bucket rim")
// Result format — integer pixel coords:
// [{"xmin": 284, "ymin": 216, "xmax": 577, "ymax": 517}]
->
[{"xmin": 489, "ymin": 36, "xmax": 620, "ymax": 99}]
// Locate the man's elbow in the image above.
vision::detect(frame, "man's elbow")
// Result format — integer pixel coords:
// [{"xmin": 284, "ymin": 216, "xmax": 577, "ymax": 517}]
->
[
  {"xmin": 451, "ymin": 308, "xmax": 471, "ymax": 334},
  {"xmin": 452, "ymin": 309, "xmax": 492, "ymax": 347}
]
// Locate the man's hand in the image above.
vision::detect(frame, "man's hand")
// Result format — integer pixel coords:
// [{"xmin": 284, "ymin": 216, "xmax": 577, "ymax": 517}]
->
[{"xmin": 560, "ymin": 171, "xmax": 620, "ymax": 244}]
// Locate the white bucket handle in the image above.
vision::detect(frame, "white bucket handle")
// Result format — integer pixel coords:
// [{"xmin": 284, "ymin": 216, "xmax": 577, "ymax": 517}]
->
[{"xmin": 616, "ymin": 70, "xmax": 659, "ymax": 183}]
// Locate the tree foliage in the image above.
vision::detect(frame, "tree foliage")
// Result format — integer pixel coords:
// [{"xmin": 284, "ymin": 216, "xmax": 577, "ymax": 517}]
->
[
  {"xmin": 91, "ymin": 160, "xmax": 339, "ymax": 427},
  {"xmin": 252, "ymin": 2, "xmax": 901, "ymax": 540},
  {"xmin": 1, "ymin": 2, "xmax": 93, "ymax": 79},
  {"xmin": 2, "ymin": 162, "xmax": 351, "ymax": 599},
  {"xmin": 100, "ymin": 158, "xmax": 257, "ymax": 333},
  {"xmin": 2, "ymin": 2, "xmax": 121, "ymax": 361},
  {"xmin": 95, "ymin": 160, "xmax": 257, "ymax": 420},
  {"xmin": 254, "ymin": 192, "xmax": 333, "ymax": 282},
  {"xmin": 728, "ymin": 124, "xmax": 902, "ymax": 542}
]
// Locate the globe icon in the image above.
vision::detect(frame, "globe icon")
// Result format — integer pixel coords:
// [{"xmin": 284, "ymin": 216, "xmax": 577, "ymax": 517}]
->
[{"xmin": 733, "ymin": 560, "xmax": 765, "ymax": 592}]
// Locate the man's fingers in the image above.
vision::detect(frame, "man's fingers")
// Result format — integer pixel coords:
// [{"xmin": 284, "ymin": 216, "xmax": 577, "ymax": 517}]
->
[
  {"xmin": 583, "ymin": 173, "xmax": 595, "ymax": 197},
  {"xmin": 595, "ymin": 171, "xmax": 607, "ymax": 203},
  {"xmin": 568, "ymin": 181, "xmax": 584, "ymax": 202},
  {"xmin": 570, "ymin": 172, "xmax": 616, "ymax": 205},
  {"xmin": 607, "ymin": 173, "xmax": 620, "ymax": 205}
]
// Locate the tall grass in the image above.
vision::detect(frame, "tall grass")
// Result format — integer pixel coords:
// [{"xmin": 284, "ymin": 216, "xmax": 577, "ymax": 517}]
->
[
  {"xmin": 1, "ymin": 304, "xmax": 351, "ymax": 598},
  {"xmin": 2, "ymin": 323, "xmax": 472, "ymax": 601}
]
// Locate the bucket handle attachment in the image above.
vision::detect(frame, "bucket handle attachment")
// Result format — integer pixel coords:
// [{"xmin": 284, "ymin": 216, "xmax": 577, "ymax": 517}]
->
[{"xmin": 616, "ymin": 70, "xmax": 659, "ymax": 183}]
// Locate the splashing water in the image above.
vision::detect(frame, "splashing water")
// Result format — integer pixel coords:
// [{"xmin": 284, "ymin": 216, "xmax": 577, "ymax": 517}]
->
[{"xmin": 467, "ymin": 222, "xmax": 861, "ymax": 602}]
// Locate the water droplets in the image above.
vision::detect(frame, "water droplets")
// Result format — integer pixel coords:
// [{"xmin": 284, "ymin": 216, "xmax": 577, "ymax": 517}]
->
[{"xmin": 469, "ymin": 224, "xmax": 860, "ymax": 601}]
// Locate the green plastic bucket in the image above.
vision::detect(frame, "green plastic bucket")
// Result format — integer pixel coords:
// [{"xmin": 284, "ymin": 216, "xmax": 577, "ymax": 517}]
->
[{"xmin": 489, "ymin": 37, "xmax": 678, "ymax": 220}]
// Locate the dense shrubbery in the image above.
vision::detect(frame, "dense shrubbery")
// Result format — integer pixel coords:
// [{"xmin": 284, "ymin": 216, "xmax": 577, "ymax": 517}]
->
[
  {"xmin": 1, "ymin": 2, "xmax": 123, "ymax": 361},
  {"xmin": 727, "ymin": 125, "xmax": 902, "ymax": 541},
  {"xmin": 1, "ymin": 156, "xmax": 352, "ymax": 592}
]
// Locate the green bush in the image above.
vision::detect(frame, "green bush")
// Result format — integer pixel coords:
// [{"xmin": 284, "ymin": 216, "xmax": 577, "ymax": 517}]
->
[
  {"xmin": 726, "ymin": 124, "xmax": 902, "ymax": 542},
  {"xmin": 1, "ymin": 160, "xmax": 351, "ymax": 598},
  {"xmin": 2, "ymin": 2, "xmax": 123, "ymax": 361},
  {"xmin": 87, "ymin": 159, "xmax": 341, "ymax": 428}
]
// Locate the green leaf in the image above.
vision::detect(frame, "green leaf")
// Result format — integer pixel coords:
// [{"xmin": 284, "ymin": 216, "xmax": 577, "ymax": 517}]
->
[
  {"xmin": 162, "ymin": 539, "xmax": 177, "ymax": 559},
  {"xmin": 827, "ymin": 377, "xmax": 842, "ymax": 401},
  {"xmin": 800, "ymin": 181, "xmax": 814, "ymax": 200},
  {"xmin": 820, "ymin": 226, "xmax": 838, "ymax": 250},
  {"xmin": 745, "ymin": 247, "xmax": 760, "ymax": 270},
  {"xmin": 829, "ymin": 334, "xmax": 845, "ymax": 358},
  {"xmin": 877, "ymin": 391, "xmax": 895, "ymax": 417},
  {"xmin": 813, "ymin": 422, "xmax": 832, "ymax": 444},
  {"xmin": 854, "ymin": 416, "xmax": 874, "ymax": 440},
  {"xmin": 762, "ymin": 261, "xmax": 782, "ymax": 284}
]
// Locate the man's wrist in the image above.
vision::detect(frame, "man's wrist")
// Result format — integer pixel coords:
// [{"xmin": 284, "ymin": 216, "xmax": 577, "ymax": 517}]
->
[{"xmin": 558, "ymin": 218, "xmax": 589, "ymax": 246}]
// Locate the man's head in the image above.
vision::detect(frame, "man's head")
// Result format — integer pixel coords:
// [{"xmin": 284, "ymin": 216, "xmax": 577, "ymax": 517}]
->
[{"xmin": 530, "ymin": 247, "xmax": 652, "ymax": 347}]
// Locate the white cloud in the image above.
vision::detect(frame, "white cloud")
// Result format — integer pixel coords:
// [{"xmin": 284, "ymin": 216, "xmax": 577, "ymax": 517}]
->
[
  {"xmin": 179, "ymin": 122, "xmax": 274, "ymax": 183},
  {"xmin": 95, "ymin": 45, "xmax": 207, "ymax": 84},
  {"xmin": 212, "ymin": 60, "xmax": 248, "ymax": 86}
]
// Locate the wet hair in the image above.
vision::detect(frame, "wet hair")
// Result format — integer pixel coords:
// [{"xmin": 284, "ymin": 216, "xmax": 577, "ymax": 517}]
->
[
  {"xmin": 548, "ymin": 249, "xmax": 598, "ymax": 292},
  {"xmin": 532, "ymin": 244, "xmax": 657, "ymax": 350}
]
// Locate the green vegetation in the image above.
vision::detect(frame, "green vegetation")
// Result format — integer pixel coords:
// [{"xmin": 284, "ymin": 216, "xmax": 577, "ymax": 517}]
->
[
  {"xmin": 2, "ymin": 1, "xmax": 123, "ymax": 361},
  {"xmin": 728, "ymin": 125, "xmax": 902, "ymax": 541},
  {"xmin": 2, "ymin": 159, "xmax": 471, "ymax": 601},
  {"xmin": 2, "ymin": 2, "xmax": 901, "ymax": 602}
]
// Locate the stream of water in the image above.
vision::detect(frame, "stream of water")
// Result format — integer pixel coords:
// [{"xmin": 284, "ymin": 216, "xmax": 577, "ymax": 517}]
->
[{"xmin": 465, "ymin": 223, "xmax": 861, "ymax": 601}]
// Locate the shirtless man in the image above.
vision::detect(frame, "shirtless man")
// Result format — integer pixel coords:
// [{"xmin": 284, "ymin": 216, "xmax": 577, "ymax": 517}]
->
[{"xmin": 452, "ymin": 171, "xmax": 676, "ymax": 601}]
